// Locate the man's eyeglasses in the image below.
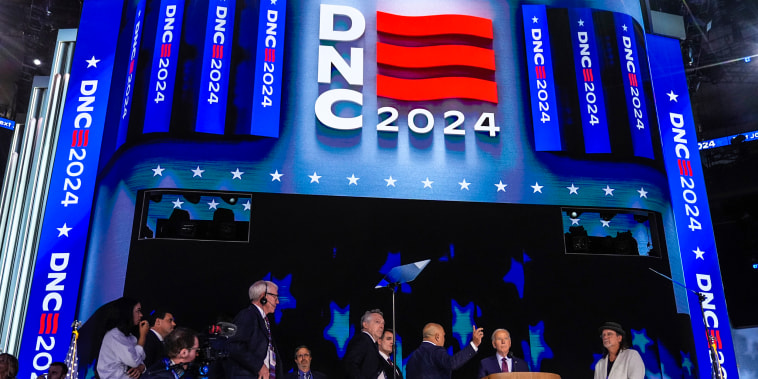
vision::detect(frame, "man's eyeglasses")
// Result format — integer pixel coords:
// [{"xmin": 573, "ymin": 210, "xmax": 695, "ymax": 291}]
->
[
  {"xmin": 296, "ymin": 353, "xmax": 311, "ymax": 358},
  {"xmin": 266, "ymin": 292, "xmax": 279, "ymax": 299}
]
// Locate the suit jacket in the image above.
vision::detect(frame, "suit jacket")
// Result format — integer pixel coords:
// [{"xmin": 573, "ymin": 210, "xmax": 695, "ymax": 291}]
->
[
  {"xmin": 343, "ymin": 331, "xmax": 383, "ymax": 379},
  {"xmin": 226, "ymin": 305, "xmax": 283, "ymax": 378},
  {"xmin": 380, "ymin": 356, "xmax": 403, "ymax": 379},
  {"xmin": 282, "ymin": 370, "xmax": 328, "ymax": 379},
  {"xmin": 406, "ymin": 342, "xmax": 477, "ymax": 379},
  {"xmin": 142, "ymin": 359, "xmax": 194, "ymax": 379},
  {"xmin": 143, "ymin": 330, "xmax": 167, "ymax": 369},
  {"xmin": 477, "ymin": 354, "xmax": 529, "ymax": 378}
]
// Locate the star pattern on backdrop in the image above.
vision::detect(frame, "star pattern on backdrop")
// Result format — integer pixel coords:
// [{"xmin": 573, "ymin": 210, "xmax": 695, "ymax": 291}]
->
[
  {"xmin": 600, "ymin": 219, "xmax": 611, "ymax": 227},
  {"xmin": 458, "ymin": 179, "xmax": 471, "ymax": 190},
  {"xmin": 578, "ymin": 19, "xmax": 585, "ymax": 26},
  {"xmin": 495, "ymin": 181, "xmax": 508, "ymax": 192},
  {"xmin": 570, "ymin": 218, "xmax": 580, "ymax": 225},
  {"xmin": 347, "ymin": 174, "xmax": 359, "ymax": 185},
  {"xmin": 191, "ymin": 166, "xmax": 204, "ymax": 177},
  {"xmin": 422, "ymin": 177, "xmax": 434, "ymax": 188},
  {"xmin": 145, "ymin": 164, "xmax": 658, "ymax": 203},
  {"xmin": 693, "ymin": 247, "xmax": 706, "ymax": 260},
  {"xmin": 631, "ymin": 329, "xmax": 652, "ymax": 354},
  {"xmin": 567, "ymin": 183, "xmax": 579, "ymax": 194},
  {"xmin": 308, "ymin": 172, "xmax": 321, "ymax": 183},
  {"xmin": 57, "ymin": 223, "xmax": 72, "ymax": 237},
  {"xmin": 637, "ymin": 187, "xmax": 648, "ymax": 198},
  {"xmin": 172, "ymin": 198, "xmax": 184, "ymax": 208},
  {"xmin": 243, "ymin": 200, "xmax": 252, "ymax": 211},
  {"xmin": 207, "ymin": 199, "xmax": 219, "ymax": 210},
  {"xmin": 86, "ymin": 56, "xmax": 100, "ymax": 68}
]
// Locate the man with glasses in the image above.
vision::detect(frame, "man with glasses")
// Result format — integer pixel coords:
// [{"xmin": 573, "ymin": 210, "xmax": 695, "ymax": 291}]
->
[
  {"xmin": 284, "ymin": 346, "xmax": 327, "ymax": 379},
  {"xmin": 142, "ymin": 327, "xmax": 199, "ymax": 379},
  {"xmin": 227, "ymin": 280, "xmax": 283, "ymax": 378}
]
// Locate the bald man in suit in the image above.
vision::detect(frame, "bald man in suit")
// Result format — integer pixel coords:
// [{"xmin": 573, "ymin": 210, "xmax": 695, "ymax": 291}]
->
[{"xmin": 406, "ymin": 323, "xmax": 483, "ymax": 379}]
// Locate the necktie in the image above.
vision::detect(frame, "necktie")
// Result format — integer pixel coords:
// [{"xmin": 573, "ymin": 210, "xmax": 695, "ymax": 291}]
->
[
  {"xmin": 501, "ymin": 357, "xmax": 509, "ymax": 373},
  {"xmin": 265, "ymin": 317, "xmax": 276, "ymax": 379}
]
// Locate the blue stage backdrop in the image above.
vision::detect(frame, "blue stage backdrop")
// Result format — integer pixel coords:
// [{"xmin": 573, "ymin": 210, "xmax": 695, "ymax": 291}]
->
[{"xmin": 16, "ymin": 0, "xmax": 734, "ymax": 377}]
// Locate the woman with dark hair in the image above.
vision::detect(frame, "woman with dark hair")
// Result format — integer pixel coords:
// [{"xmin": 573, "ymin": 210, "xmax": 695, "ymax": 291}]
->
[
  {"xmin": 97, "ymin": 297, "xmax": 150, "ymax": 378},
  {"xmin": 0, "ymin": 353, "xmax": 19, "ymax": 379},
  {"xmin": 593, "ymin": 322, "xmax": 644, "ymax": 379}
]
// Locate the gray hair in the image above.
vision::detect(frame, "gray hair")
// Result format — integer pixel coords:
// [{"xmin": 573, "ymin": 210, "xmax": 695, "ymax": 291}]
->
[
  {"xmin": 360, "ymin": 309, "xmax": 383, "ymax": 326},
  {"xmin": 248, "ymin": 280, "xmax": 277, "ymax": 301},
  {"xmin": 491, "ymin": 328, "xmax": 510, "ymax": 341}
]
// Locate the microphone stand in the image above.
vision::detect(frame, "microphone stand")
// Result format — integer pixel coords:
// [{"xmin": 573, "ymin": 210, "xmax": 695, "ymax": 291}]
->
[
  {"xmin": 389, "ymin": 282, "xmax": 398, "ymax": 379},
  {"xmin": 649, "ymin": 268, "xmax": 723, "ymax": 379}
]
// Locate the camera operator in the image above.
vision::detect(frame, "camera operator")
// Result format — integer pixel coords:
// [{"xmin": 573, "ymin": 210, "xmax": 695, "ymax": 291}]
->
[{"xmin": 143, "ymin": 327, "xmax": 199, "ymax": 379}]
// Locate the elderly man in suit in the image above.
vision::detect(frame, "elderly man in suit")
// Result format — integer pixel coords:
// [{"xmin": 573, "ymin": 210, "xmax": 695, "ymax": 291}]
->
[
  {"xmin": 406, "ymin": 323, "xmax": 484, "ymax": 379},
  {"xmin": 478, "ymin": 329, "xmax": 529, "ymax": 377},
  {"xmin": 226, "ymin": 280, "xmax": 283, "ymax": 378},
  {"xmin": 343, "ymin": 309, "xmax": 386, "ymax": 379}
]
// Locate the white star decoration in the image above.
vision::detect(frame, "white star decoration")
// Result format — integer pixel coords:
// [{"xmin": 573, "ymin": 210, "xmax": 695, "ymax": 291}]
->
[
  {"xmin": 57, "ymin": 223, "xmax": 72, "ymax": 237},
  {"xmin": 191, "ymin": 166, "xmax": 204, "ymax": 178},
  {"xmin": 271, "ymin": 0, "xmax": 277, "ymax": 4},
  {"xmin": 270, "ymin": 170, "xmax": 283, "ymax": 181},
  {"xmin": 667, "ymin": 90, "xmax": 679, "ymax": 102},
  {"xmin": 601, "ymin": 219, "xmax": 611, "ymax": 227},
  {"xmin": 532, "ymin": 16, "xmax": 539, "ymax": 23},
  {"xmin": 86, "ymin": 56, "xmax": 100, "ymax": 68},
  {"xmin": 531, "ymin": 182, "xmax": 543, "ymax": 193},
  {"xmin": 208, "ymin": 199, "xmax": 219, "ymax": 209},
  {"xmin": 578, "ymin": 19, "xmax": 585, "ymax": 26},
  {"xmin": 567, "ymin": 183, "xmax": 579, "ymax": 194},
  {"xmin": 308, "ymin": 172, "xmax": 321, "ymax": 183},
  {"xmin": 385, "ymin": 176, "xmax": 397, "ymax": 187},
  {"xmin": 693, "ymin": 247, "xmax": 706, "ymax": 260},
  {"xmin": 603, "ymin": 185, "xmax": 615, "ymax": 196},
  {"xmin": 243, "ymin": 200, "xmax": 252, "ymax": 211},
  {"xmin": 495, "ymin": 181, "xmax": 507, "ymax": 192},
  {"xmin": 459, "ymin": 179, "xmax": 471, "ymax": 190},
  {"xmin": 152, "ymin": 165, "xmax": 165, "ymax": 176},
  {"xmin": 231, "ymin": 168, "xmax": 244, "ymax": 179},
  {"xmin": 570, "ymin": 218, "xmax": 580, "ymax": 225},
  {"xmin": 622, "ymin": 24, "xmax": 628, "ymax": 32},
  {"xmin": 638, "ymin": 187, "xmax": 648, "ymax": 198},
  {"xmin": 422, "ymin": 178, "xmax": 434, "ymax": 188},
  {"xmin": 347, "ymin": 174, "xmax": 359, "ymax": 185},
  {"xmin": 172, "ymin": 198, "xmax": 184, "ymax": 208}
]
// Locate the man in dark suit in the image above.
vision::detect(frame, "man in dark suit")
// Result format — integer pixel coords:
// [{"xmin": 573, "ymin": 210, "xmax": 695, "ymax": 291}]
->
[
  {"xmin": 343, "ymin": 309, "xmax": 385, "ymax": 379},
  {"xmin": 477, "ymin": 328, "xmax": 529, "ymax": 377},
  {"xmin": 406, "ymin": 323, "xmax": 484, "ymax": 379},
  {"xmin": 377, "ymin": 329, "xmax": 402, "ymax": 379},
  {"xmin": 284, "ymin": 346, "xmax": 327, "ymax": 379},
  {"xmin": 142, "ymin": 327, "xmax": 199, "ymax": 379},
  {"xmin": 144, "ymin": 309, "xmax": 176, "ymax": 369},
  {"xmin": 226, "ymin": 280, "xmax": 283, "ymax": 378}
]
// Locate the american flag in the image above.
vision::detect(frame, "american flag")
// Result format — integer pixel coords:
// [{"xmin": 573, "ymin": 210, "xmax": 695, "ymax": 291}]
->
[{"xmin": 64, "ymin": 321, "xmax": 81, "ymax": 379}]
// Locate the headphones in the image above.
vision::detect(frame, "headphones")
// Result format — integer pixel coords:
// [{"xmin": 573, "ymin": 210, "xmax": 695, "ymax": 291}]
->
[{"xmin": 260, "ymin": 282, "xmax": 268, "ymax": 305}]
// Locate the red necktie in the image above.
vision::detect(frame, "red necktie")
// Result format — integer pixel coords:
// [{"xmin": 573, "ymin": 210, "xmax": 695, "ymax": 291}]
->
[{"xmin": 501, "ymin": 357, "xmax": 509, "ymax": 373}]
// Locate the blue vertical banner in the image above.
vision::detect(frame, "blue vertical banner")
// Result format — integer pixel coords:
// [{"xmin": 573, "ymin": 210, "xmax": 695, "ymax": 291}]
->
[
  {"xmin": 648, "ymin": 34, "xmax": 736, "ymax": 378},
  {"xmin": 569, "ymin": 8, "xmax": 610, "ymax": 154},
  {"xmin": 17, "ymin": 0, "xmax": 125, "ymax": 376},
  {"xmin": 522, "ymin": 5, "xmax": 562, "ymax": 152},
  {"xmin": 116, "ymin": 0, "xmax": 147, "ymax": 147},
  {"xmin": 250, "ymin": 0, "xmax": 287, "ymax": 138},
  {"xmin": 143, "ymin": 0, "xmax": 186, "ymax": 133},
  {"xmin": 196, "ymin": 0, "xmax": 236, "ymax": 134},
  {"xmin": 614, "ymin": 13, "xmax": 653, "ymax": 159}
]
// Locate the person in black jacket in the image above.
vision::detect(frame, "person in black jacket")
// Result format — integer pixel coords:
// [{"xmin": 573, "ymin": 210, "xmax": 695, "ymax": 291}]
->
[
  {"xmin": 343, "ymin": 309, "xmax": 385, "ymax": 379},
  {"xmin": 144, "ymin": 309, "xmax": 176, "ymax": 369},
  {"xmin": 406, "ymin": 323, "xmax": 483, "ymax": 379},
  {"xmin": 226, "ymin": 280, "xmax": 283, "ymax": 378},
  {"xmin": 284, "ymin": 346, "xmax": 327, "ymax": 379},
  {"xmin": 142, "ymin": 327, "xmax": 199, "ymax": 379},
  {"xmin": 477, "ymin": 329, "xmax": 529, "ymax": 377}
]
